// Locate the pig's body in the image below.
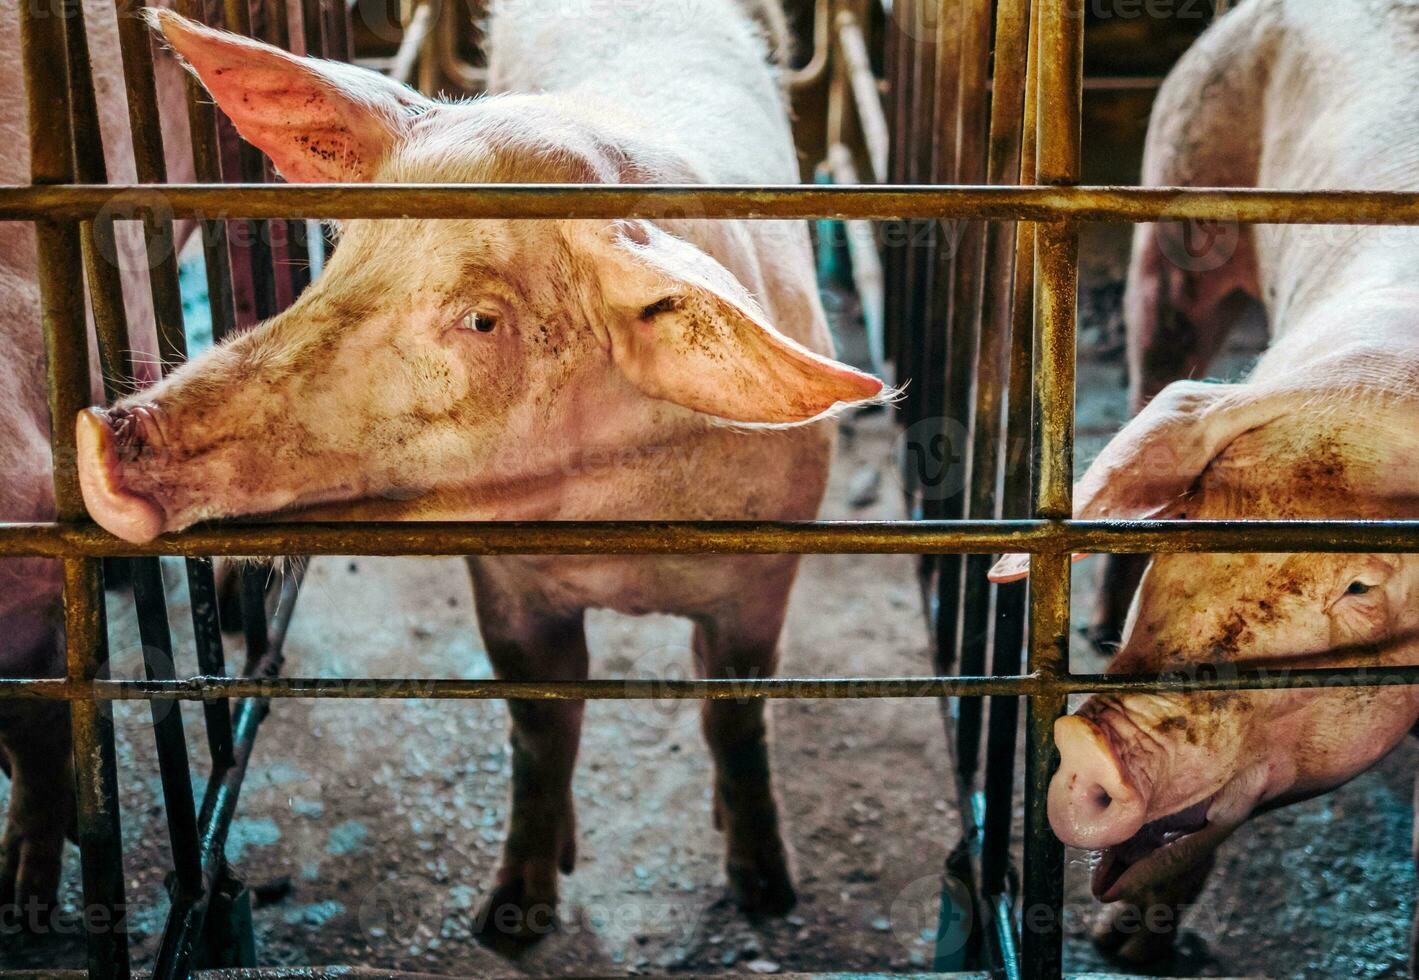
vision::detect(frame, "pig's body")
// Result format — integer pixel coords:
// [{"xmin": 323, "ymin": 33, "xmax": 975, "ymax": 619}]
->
[
  {"xmin": 1, "ymin": 0, "xmax": 193, "ymax": 913},
  {"xmin": 77, "ymin": 0, "xmax": 883, "ymax": 944},
  {"xmin": 989, "ymin": 0, "xmax": 1419, "ymax": 969}
]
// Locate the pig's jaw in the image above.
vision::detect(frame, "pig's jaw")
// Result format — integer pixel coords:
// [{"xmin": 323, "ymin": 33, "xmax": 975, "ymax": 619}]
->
[{"xmin": 1090, "ymin": 762, "xmax": 1270, "ymax": 903}]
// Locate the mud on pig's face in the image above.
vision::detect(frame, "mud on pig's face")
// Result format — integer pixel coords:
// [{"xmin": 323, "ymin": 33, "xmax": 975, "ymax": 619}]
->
[
  {"xmin": 74, "ymin": 12, "xmax": 883, "ymax": 543},
  {"xmin": 990, "ymin": 380, "xmax": 1419, "ymax": 902}
]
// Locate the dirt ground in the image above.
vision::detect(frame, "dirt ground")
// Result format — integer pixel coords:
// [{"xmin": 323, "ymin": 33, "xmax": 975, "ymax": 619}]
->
[{"xmin": 3, "ymin": 229, "xmax": 1416, "ymax": 978}]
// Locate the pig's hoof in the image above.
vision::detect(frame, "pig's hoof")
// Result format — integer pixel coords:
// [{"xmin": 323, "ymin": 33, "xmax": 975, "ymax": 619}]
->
[
  {"xmin": 473, "ymin": 878, "xmax": 559, "ymax": 950},
  {"xmin": 0, "ymin": 834, "xmax": 62, "ymax": 933},
  {"xmin": 727, "ymin": 858, "xmax": 797, "ymax": 920}
]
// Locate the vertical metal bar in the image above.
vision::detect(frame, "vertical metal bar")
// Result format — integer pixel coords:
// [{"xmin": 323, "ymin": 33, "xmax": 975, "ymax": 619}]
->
[
  {"xmin": 65, "ymin": 0, "xmax": 206, "ymax": 905},
  {"xmin": 23, "ymin": 3, "xmax": 131, "ymax": 975},
  {"xmin": 981, "ymin": 0, "xmax": 1035, "ymax": 900},
  {"xmin": 882, "ymin": 0, "xmax": 908, "ymax": 372},
  {"xmin": 175, "ymin": 0, "xmax": 239, "ymax": 348},
  {"xmin": 113, "ymin": 0, "xmax": 237, "ymax": 750},
  {"xmin": 1021, "ymin": 0, "xmax": 1081, "ymax": 976},
  {"xmin": 112, "ymin": 0, "xmax": 187, "ymax": 365},
  {"xmin": 942, "ymin": 0, "xmax": 992, "ymax": 780}
]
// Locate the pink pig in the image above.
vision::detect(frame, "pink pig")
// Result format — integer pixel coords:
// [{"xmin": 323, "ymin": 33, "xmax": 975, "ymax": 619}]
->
[
  {"xmin": 1, "ymin": 0, "xmax": 192, "ymax": 919},
  {"xmin": 75, "ymin": 1, "xmax": 884, "ymax": 942},
  {"xmin": 992, "ymin": 0, "xmax": 1419, "ymax": 968}
]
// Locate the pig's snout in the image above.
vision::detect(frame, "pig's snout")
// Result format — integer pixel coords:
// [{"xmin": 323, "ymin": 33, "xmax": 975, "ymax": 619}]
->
[
  {"xmin": 76, "ymin": 407, "xmax": 166, "ymax": 543},
  {"xmin": 1048, "ymin": 715, "xmax": 1149, "ymax": 849}
]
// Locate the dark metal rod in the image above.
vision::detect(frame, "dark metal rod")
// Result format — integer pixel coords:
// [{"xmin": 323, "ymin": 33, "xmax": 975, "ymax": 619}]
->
[
  {"xmin": 24, "ymin": 1, "xmax": 131, "ymax": 974},
  {"xmin": 13, "ymin": 183, "xmax": 1419, "ymax": 223},
  {"xmin": 944, "ymin": 0, "xmax": 997, "ymax": 788},
  {"xmin": 66, "ymin": 0, "xmax": 210, "ymax": 915},
  {"xmin": 1021, "ymin": 0, "xmax": 1083, "ymax": 972},
  {"xmin": 2, "ymin": 658, "xmax": 1419, "ymax": 701},
  {"xmin": 130, "ymin": 559, "xmax": 204, "ymax": 899},
  {"xmin": 154, "ymin": 572, "xmax": 298, "ymax": 977},
  {"xmin": 971, "ymin": 0, "xmax": 1032, "ymax": 903},
  {"xmin": 6, "ymin": 518, "xmax": 1419, "ymax": 558},
  {"xmin": 981, "ymin": 0, "xmax": 1042, "ymax": 904}
]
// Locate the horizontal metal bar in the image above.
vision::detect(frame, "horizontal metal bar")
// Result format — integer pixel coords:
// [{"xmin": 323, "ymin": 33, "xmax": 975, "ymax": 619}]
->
[
  {"xmin": 6, "ymin": 183, "xmax": 1419, "ymax": 224},
  {"xmin": 2, "ymin": 663, "xmax": 1419, "ymax": 702},
  {"xmin": 2, "ymin": 518, "xmax": 1419, "ymax": 558}
]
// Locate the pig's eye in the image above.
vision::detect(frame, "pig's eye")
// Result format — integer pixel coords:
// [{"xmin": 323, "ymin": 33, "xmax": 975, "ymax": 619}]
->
[
  {"xmin": 1345, "ymin": 580, "xmax": 1374, "ymax": 596},
  {"xmin": 640, "ymin": 296, "xmax": 680, "ymax": 319},
  {"xmin": 459, "ymin": 311, "xmax": 497, "ymax": 333}
]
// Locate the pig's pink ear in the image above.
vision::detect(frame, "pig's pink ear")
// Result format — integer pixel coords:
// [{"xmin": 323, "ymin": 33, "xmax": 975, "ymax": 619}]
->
[
  {"xmin": 986, "ymin": 380, "xmax": 1300, "ymax": 582},
  {"xmin": 148, "ymin": 9, "xmax": 425, "ymax": 182},
  {"xmin": 581, "ymin": 220, "xmax": 886, "ymax": 424}
]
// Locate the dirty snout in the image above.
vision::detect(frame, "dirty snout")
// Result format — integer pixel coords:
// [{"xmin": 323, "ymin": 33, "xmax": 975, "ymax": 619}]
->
[
  {"xmin": 77, "ymin": 405, "xmax": 169, "ymax": 543},
  {"xmin": 1048, "ymin": 714, "xmax": 1150, "ymax": 849}
]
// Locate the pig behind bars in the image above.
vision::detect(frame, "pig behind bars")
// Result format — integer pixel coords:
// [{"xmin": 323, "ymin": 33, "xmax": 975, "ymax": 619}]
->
[
  {"xmin": 1, "ymin": 0, "xmax": 192, "ymax": 923},
  {"xmin": 75, "ymin": 0, "xmax": 886, "ymax": 944},
  {"xmin": 990, "ymin": 0, "xmax": 1419, "ymax": 970}
]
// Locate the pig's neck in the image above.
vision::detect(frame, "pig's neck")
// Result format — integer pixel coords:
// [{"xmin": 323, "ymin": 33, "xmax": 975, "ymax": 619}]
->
[
  {"xmin": 1265, "ymin": 231, "xmax": 1419, "ymax": 339},
  {"xmin": 485, "ymin": 0, "xmax": 797, "ymax": 185}
]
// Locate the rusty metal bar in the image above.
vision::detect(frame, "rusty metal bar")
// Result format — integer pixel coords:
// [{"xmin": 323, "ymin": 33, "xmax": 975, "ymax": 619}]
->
[
  {"xmin": 113, "ymin": 0, "xmax": 188, "ymax": 363},
  {"xmin": 12, "ymin": 182, "xmax": 1419, "ymax": 223},
  {"xmin": 1, "ymin": 657, "xmax": 1419, "ymax": 702},
  {"xmin": 940, "ymin": 0, "xmax": 993, "ymax": 780},
  {"xmin": 981, "ymin": 0, "xmax": 1039, "ymax": 908},
  {"xmin": 882, "ymin": 0, "xmax": 910, "ymax": 373},
  {"xmin": 23, "ymin": 3, "xmax": 131, "ymax": 976},
  {"xmin": 7, "ymin": 518, "xmax": 1419, "ymax": 558},
  {"xmin": 1022, "ymin": 0, "xmax": 1083, "ymax": 973},
  {"xmin": 954, "ymin": 0, "xmax": 1030, "ymax": 931}
]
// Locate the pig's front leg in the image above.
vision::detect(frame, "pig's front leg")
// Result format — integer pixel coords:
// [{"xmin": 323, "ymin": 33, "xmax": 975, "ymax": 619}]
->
[
  {"xmin": 466, "ymin": 560, "xmax": 587, "ymax": 947},
  {"xmin": 693, "ymin": 575, "xmax": 797, "ymax": 918},
  {"xmin": 0, "ymin": 697, "xmax": 75, "ymax": 928},
  {"xmin": 1091, "ymin": 850, "xmax": 1215, "ymax": 967}
]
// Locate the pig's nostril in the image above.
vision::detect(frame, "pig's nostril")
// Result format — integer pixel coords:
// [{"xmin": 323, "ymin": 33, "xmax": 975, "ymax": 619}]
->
[
  {"xmin": 75, "ymin": 408, "xmax": 166, "ymax": 544},
  {"xmin": 1048, "ymin": 715, "xmax": 1149, "ymax": 848}
]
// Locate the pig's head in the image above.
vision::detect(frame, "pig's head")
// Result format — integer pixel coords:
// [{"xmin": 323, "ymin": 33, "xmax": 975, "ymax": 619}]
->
[
  {"xmin": 989, "ymin": 377, "xmax": 1419, "ymax": 904},
  {"xmin": 75, "ymin": 12, "xmax": 883, "ymax": 543}
]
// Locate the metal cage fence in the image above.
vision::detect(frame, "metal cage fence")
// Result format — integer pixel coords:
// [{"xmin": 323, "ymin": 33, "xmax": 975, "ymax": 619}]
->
[{"xmin": 4, "ymin": 0, "xmax": 1419, "ymax": 978}]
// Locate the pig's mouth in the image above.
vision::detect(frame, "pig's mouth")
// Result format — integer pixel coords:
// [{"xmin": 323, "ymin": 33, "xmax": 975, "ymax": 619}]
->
[
  {"xmin": 1090, "ymin": 795, "xmax": 1215, "ymax": 901},
  {"xmin": 1089, "ymin": 762, "xmax": 1270, "ymax": 903}
]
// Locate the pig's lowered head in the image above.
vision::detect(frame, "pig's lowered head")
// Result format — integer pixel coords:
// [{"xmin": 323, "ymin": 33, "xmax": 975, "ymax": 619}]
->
[
  {"xmin": 76, "ymin": 12, "xmax": 884, "ymax": 544},
  {"xmin": 989, "ymin": 365, "xmax": 1419, "ymax": 904}
]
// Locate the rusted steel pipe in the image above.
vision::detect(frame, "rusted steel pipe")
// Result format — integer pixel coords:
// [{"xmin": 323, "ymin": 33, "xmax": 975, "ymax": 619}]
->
[
  {"xmin": 23, "ymin": 3, "xmax": 131, "ymax": 975},
  {"xmin": 3, "ymin": 519, "xmax": 1419, "ymax": 558},
  {"xmin": 8, "ymin": 182, "xmax": 1419, "ymax": 224},
  {"xmin": 1024, "ymin": 0, "xmax": 1083, "ymax": 974},
  {"xmin": 979, "ymin": 0, "xmax": 1034, "ymax": 904},
  {"xmin": 2, "ymin": 660, "xmax": 1419, "ymax": 703}
]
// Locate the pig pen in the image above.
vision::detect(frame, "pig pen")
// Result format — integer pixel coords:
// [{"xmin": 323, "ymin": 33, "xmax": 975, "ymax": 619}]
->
[
  {"xmin": 8, "ymin": 0, "xmax": 1419, "ymax": 978},
  {"xmin": 1, "ymin": 230, "xmax": 1414, "ymax": 979}
]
